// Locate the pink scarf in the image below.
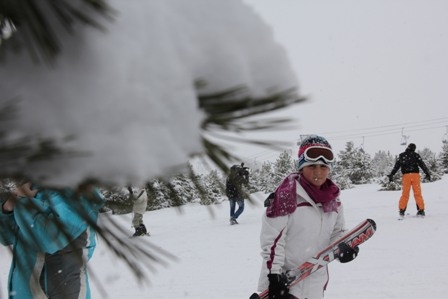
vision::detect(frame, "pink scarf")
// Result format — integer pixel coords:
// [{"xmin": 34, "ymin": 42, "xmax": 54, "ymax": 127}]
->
[
  {"xmin": 266, "ymin": 173, "xmax": 299, "ymax": 217},
  {"xmin": 266, "ymin": 173, "xmax": 340, "ymax": 218},
  {"xmin": 298, "ymin": 175, "xmax": 340, "ymax": 213}
]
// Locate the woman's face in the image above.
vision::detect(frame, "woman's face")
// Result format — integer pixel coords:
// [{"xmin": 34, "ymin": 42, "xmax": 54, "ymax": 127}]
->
[{"xmin": 301, "ymin": 164, "xmax": 330, "ymax": 188}]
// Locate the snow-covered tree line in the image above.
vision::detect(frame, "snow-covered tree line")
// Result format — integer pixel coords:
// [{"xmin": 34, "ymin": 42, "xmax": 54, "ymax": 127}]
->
[
  {"xmin": 3, "ymin": 140, "xmax": 444, "ymax": 212},
  {"xmin": 107, "ymin": 142, "xmax": 448, "ymax": 210},
  {"xmin": 250, "ymin": 140, "xmax": 446, "ymax": 192},
  {"xmin": 96, "ymin": 163, "xmax": 222, "ymax": 213},
  {"xmin": 98, "ymin": 139, "xmax": 446, "ymax": 211}
]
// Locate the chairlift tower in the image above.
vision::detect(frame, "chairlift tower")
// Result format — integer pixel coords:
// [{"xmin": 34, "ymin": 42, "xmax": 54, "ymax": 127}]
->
[
  {"xmin": 359, "ymin": 136, "xmax": 365, "ymax": 149},
  {"xmin": 443, "ymin": 126, "xmax": 448, "ymax": 144},
  {"xmin": 400, "ymin": 128, "xmax": 409, "ymax": 146}
]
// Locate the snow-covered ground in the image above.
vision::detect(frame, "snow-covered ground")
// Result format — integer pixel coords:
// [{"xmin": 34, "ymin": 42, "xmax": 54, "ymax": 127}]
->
[{"xmin": 2, "ymin": 175, "xmax": 448, "ymax": 298}]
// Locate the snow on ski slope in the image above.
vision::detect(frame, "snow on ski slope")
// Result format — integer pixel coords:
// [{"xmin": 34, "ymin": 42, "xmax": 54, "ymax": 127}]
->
[{"xmin": 1, "ymin": 176, "xmax": 447, "ymax": 298}]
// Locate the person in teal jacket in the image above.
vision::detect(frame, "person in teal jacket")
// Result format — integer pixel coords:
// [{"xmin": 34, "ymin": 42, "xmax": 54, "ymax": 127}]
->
[{"xmin": 0, "ymin": 180, "xmax": 105, "ymax": 299}]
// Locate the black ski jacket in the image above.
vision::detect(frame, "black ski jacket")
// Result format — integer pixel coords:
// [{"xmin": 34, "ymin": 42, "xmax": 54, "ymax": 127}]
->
[
  {"xmin": 226, "ymin": 166, "xmax": 249, "ymax": 199},
  {"xmin": 390, "ymin": 148, "xmax": 430, "ymax": 176}
]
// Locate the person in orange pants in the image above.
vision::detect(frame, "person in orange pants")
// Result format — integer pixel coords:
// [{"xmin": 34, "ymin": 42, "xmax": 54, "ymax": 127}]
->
[{"xmin": 387, "ymin": 143, "xmax": 431, "ymax": 217}]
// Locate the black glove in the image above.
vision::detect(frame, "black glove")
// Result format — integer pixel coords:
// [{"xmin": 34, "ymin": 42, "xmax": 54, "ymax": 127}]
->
[
  {"xmin": 338, "ymin": 242, "xmax": 359, "ymax": 263},
  {"xmin": 425, "ymin": 174, "xmax": 431, "ymax": 181},
  {"xmin": 387, "ymin": 174, "xmax": 393, "ymax": 183},
  {"xmin": 268, "ymin": 273, "xmax": 289, "ymax": 299}
]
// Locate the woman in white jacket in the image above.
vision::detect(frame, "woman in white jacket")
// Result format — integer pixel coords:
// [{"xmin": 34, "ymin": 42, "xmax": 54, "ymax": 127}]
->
[
  {"xmin": 128, "ymin": 186, "xmax": 149, "ymax": 236},
  {"xmin": 257, "ymin": 135, "xmax": 358, "ymax": 299}
]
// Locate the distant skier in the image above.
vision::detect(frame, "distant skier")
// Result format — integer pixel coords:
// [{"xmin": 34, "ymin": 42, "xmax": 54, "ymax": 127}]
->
[
  {"xmin": 128, "ymin": 186, "xmax": 149, "ymax": 236},
  {"xmin": 226, "ymin": 163, "xmax": 249, "ymax": 225},
  {"xmin": 387, "ymin": 143, "xmax": 431, "ymax": 217},
  {"xmin": 255, "ymin": 135, "xmax": 358, "ymax": 299}
]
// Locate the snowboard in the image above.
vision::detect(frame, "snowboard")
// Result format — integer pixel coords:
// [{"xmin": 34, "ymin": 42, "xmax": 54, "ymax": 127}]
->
[
  {"xmin": 250, "ymin": 218, "xmax": 377, "ymax": 299},
  {"xmin": 398, "ymin": 213, "xmax": 425, "ymax": 220}
]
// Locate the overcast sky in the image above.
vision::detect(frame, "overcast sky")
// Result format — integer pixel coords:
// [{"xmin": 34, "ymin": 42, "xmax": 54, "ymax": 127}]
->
[{"xmin": 238, "ymin": 0, "xmax": 448, "ymax": 163}]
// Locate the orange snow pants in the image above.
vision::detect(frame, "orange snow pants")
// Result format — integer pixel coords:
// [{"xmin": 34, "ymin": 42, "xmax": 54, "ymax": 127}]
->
[{"xmin": 399, "ymin": 173, "xmax": 425, "ymax": 211}]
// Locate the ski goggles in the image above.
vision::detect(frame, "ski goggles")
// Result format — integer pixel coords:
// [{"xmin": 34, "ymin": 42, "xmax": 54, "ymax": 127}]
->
[{"xmin": 300, "ymin": 146, "xmax": 335, "ymax": 164}]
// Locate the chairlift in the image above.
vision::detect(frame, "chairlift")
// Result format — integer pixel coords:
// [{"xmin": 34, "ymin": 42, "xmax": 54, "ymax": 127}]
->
[{"xmin": 400, "ymin": 128, "xmax": 409, "ymax": 146}]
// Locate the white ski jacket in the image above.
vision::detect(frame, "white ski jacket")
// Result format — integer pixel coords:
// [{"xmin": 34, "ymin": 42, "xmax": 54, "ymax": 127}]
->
[
  {"xmin": 257, "ymin": 182, "xmax": 346, "ymax": 299},
  {"xmin": 132, "ymin": 188, "xmax": 148, "ymax": 215}
]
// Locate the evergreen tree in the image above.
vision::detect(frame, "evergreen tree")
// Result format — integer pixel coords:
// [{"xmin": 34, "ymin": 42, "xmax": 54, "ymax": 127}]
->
[
  {"xmin": 371, "ymin": 150, "xmax": 395, "ymax": 179},
  {"xmin": 418, "ymin": 148, "xmax": 443, "ymax": 182},
  {"xmin": 377, "ymin": 152, "xmax": 402, "ymax": 191},
  {"xmin": 201, "ymin": 170, "xmax": 225, "ymax": 205},
  {"xmin": 439, "ymin": 140, "xmax": 448, "ymax": 173},
  {"xmin": 378, "ymin": 176, "xmax": 402, "ymax": 191},
  {"xmin": 330, "ymin": 163, "xmax": 353, "ymax": 190},
  {"xmin": 336, "ymin": 141, "xmax": 373, "ymax": 185},
  {"xmin": 0, "ymin": 2, "xmax": 308, "ymax": 283},
  {"xmin": 100, "ymin": 185, "xmax": 132, "ymax": 214},
  {"xmin": 169, "ymin": 172, "xmax": 199, "ymax": 204},
  {"xmin": 0, "ymin": 0, "xmax": 113, "ymax": 62},
  {"xmin": 272, "ymin": 150, "xmax": 295, "ymax": 187},
  {"xmin": 246, "ymin": 167, "xmax": 259, "ymax": 193},
  {"xmin": 146, "ymin": 178, "xmax": 171, "ymax": 210},
  {"xmin": 256, "ymin": 161, "xmax": 275, "ymax": 193}
]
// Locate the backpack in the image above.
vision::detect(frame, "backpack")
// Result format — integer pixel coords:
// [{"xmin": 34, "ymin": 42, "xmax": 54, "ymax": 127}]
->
[{"xmin": 226, "ymin": 163, "xmax": 249, "ymax": 198}]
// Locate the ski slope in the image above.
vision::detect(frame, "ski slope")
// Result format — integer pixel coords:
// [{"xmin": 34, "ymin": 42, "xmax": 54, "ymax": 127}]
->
[{"xmin": 1, "ymin": 176, "xmax": 447, "ymax": 298}]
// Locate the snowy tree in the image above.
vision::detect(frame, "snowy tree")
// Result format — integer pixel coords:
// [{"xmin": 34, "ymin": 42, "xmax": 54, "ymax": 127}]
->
[
  {"xmin": 99, "ymin": 164, "xmax": 223, "ymax": 212},
  {"xmin": 0, "ymin": 0, "xmax": 303, "ymax": 187},
  {"xmin": 378, "ymin": 176, "xmax": 402, "ymax": 191},
  {"xmin": 439, "ymin": 141, "xmax": 448, "ymax": 173},
  {"xmin": 0, "ymin": 0, "xmax": 306, "ymax": 284},
  {"xmin": 100, "ymin": 185, "xmax": 132, "ymax": 214},
  {"xmin": 246, "ymin": 167, "xmax": 260, "ymax": 193},
  {"xmin": 371, "ymin": 150, "xmax": 395, "ymax": 179},
  {"xmin": 145, "ymin": 179, "xmax": 172, "ymax": 210},
  {"xmin": 272, "ymin": 150, "xmax": 295, "ymax": 186},
  {"xmin": 200, "ymin": 170, "xmax": 225, "ymax": 204},
  {"xmin": 377, "ymin": 153, "xmax": 401, "ymax": 191},
  {"xmin": 169, "ymin": 172, "xmax": 200, "ymax": 204},
  {"xmin": 418, "ymin": 148, "xmax": 443, "ymax": 182},
  {"xmin": 251, "ymin": 160, "xmax": 275, "ymax": 193},
  {"xmin": 335, "ymin": 141, "xmax": 374, "ymax": 185},
  {"xmin": 330, "ymin": 163, "xmax": 353, "ymax": 190}
]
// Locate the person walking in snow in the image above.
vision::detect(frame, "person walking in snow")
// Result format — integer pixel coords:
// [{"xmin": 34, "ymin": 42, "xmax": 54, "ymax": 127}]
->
[
  {"xmin": 128, "ymin": 186, "xmax": 149, "ymax": 236},
  {"xmin": 226, "ymin": 163, "xmax": 249, "ymax": 225},
  {"xmin": 256, "ymin": 135, "xmax": 358, "ymax": 299},
  {"xmin": 387, "ymin": 143, "xmax": 431, "ymax": 217},
  {"xmin": 0, "ymin": 179, "xmax": 105, "ymax": 299}
]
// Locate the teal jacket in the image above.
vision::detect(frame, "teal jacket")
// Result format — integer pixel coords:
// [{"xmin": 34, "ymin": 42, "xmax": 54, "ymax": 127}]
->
[{"xmin": 0, "ymin": 188, "xmax": 105, "ymax": 299}]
